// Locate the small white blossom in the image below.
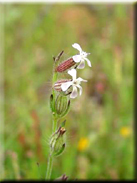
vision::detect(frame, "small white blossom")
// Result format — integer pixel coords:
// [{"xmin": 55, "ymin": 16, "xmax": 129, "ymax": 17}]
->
[
  {"xmin": 72, "ymin": 43, "xmax": 91, "ymax": 69},
  {"xmin": 61, "ymin": 69, "xmax": 87, "ymax": 99}
]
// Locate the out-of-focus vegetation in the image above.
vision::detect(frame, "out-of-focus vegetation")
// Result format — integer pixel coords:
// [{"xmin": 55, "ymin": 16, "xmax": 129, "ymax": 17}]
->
[{"xmin": 3, "ymin": 3, "xmax": 134, "ymax": 180}]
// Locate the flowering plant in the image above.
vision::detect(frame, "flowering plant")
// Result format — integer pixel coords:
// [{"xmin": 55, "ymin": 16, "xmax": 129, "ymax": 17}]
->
[
  {"xmin": 72, "ymin": 43, "xmax": 91, "ymax": 69},
  {"xmin": 61, "ymin": 69, "xmax": 87, "ymax": 98},
  {"xmin": 45, "ymin": 43, "xmax": 91, "ymax": 180}
]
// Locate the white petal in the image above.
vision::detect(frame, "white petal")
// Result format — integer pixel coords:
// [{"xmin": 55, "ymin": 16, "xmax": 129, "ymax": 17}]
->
[
  {"xmin": 61, "ymin": 81, "xmax": 72, "ymax": 91},
  {"xmin": 70, "ymin": 86, "xmax": 78, "ymax": 99},
  {"xmin": 72, "ymin": 55, "xmax": 81, "ymax": 63},
  {"xmin": 77, "ymin": 85, "xmax": 83, "ymax": 96},
  {"xmin": 77, "ymin": 60, "xmax": 85, "ymax": 69},
  {"xmin": 87, "ymin": 53, "xmax": 91, "ymax": 55},
  {"xmin": 68, "ymin": 69, "xmax": 77, "ymax": 80},
  {"xmin": 85, "ymin": 58, "xmax": 91, "ymax": 67},
  {"xmin": 72, "ymin": 43, "xmax": 82, "ymax": 52},
  {"xmin": 77, "ymin": 77, "xmax": 87, "ymax": 83}
]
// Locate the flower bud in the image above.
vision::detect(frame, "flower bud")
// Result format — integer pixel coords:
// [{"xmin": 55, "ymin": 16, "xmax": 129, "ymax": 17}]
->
[
  {"xmin": 50, "ymin": 126, "xmax": 66, "ymax": 156},
  {"xmin": 55, "ymin": 94, "xmax": 70, "ymax": 118},
  {"xmin": 55, "ymin": 57, "xmax": 76, "ymax": 73},
  {"xmin": 55, "ymin": 174, "xmax": 68, "ymax": 181},
  {"xmin": 55, "ymin": 94, "xmax": 67, "ymax": 115}
]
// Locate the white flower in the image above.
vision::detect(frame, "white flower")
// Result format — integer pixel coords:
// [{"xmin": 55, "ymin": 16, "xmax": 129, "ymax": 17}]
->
[
  {"xmin": 61, "ymin": 69, "xmax": 87, "ymax": 99},
  {"xmin": 72, "ymin": 43, "xmax": 91, "ymax": 69}
]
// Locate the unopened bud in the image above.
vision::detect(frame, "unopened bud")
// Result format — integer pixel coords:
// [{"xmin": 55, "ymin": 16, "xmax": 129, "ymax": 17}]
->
[
  {"xmin": 55, "ymin": 94, "xmax": 67, "ymax": 115},
  {"xmin": 55, "ymin": 174, "xmax": 68, "ymax": 181},
  {"xmin": 50, "ymin": 126, "xmax": 66, "ymax": 156},
  {"xmin": 55, "ymin": 57, "xmax": 76, "ymax": 73},
  {"xmin": 59, "ymin": 127, "xmax": 66, "ymax": 135},
  {"xmin": 54, "ymin": 94, "xmax": 70, "ymax": 118}
]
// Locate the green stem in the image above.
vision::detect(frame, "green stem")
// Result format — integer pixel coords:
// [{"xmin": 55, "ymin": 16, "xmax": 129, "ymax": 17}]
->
[
  {"xmin": 46, "ymin": 116, "xmax": 58, "ymax": 180},
  {"xmin": 45, "ymin": 153, "xmax": 53, "ymax": 180},
  {"xmin": 52, "ymin": 115, "xmax": 57, "ymax": 133},
  {"xmin": 52, "ymin": 72, "xmax": 57, "ymax": 83},
  {"xmin": 46, "ymin": 71, "xmax": 58, "ymax": 180}
]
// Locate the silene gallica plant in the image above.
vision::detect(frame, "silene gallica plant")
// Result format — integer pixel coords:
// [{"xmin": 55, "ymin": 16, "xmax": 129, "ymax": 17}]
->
[{"xmin": 45, "ymin": 43, "xmax": 91, "ymax": 180}]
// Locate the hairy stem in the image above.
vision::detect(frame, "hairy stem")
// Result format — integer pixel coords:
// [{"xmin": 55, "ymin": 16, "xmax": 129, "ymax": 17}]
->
[
  {"xmin": 46, "ymin": 71, "xmax": 58, "ymax": 180},
  {"xmin": 45, "ymin": 153, "xmax": 53, "ymax": 180},
  {"xmin": 52, "ymin": 115, "xmax": 57, "ymax": 133}
]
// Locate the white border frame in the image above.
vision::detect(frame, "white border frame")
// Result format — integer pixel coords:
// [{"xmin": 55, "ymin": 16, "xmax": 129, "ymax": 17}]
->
[
  {"xmin": 0, "ymin": 0, "xmax": 136, "ymax": 3},
  {"xmin": 0, "ymin": 3, "xmax": 4, "ymax": 180}
]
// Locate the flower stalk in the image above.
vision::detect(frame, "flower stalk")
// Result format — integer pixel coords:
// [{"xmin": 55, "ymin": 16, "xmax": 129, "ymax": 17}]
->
[
  {"xmin": 46, "ymin": 153, "xmax": 53, "ymax": 179},
  {"xmin": 45, "ymin": 43, "xmax": 91, "ymax": 180},
  {"xmin": 45, "ymin": 62, "xmax": 58, "ymax": 180}
]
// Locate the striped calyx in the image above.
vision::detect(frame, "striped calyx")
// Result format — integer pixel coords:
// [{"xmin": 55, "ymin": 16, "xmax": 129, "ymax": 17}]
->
[
  {"xmin": 55, "ymin": 95, "xmax": 68, "ymax": 115},
  {"xmin": 54, "ymin": 79, "xmax": 71, "ymax": 92},
  {"xmin": 50, "ymin": 126, "xmax": 66, "ymax": 156},
  {"xmin": 55, "ymin": 57, "xmax": 76, "ymax": 73},
  {"xmin": 54, "ymin": 94, "xmax": 70, "ymax": 117}
]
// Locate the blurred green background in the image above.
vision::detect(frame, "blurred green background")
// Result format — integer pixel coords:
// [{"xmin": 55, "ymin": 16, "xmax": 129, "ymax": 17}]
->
[{"xmin": 3, "ymin": 3, "xmax": 134, "ymax": 180}]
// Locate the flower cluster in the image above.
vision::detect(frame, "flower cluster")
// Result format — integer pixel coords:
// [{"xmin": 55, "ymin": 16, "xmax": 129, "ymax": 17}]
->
[
  {"xmin": 46, "ymin": 43, "xmax": 91, "ymax": 180},
  {"xmin": 54, "ymin": 43, "xmax": 91, "ymax": 99}
]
